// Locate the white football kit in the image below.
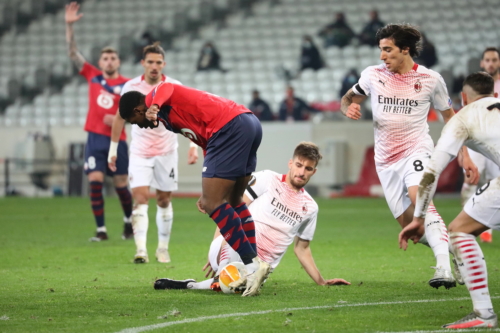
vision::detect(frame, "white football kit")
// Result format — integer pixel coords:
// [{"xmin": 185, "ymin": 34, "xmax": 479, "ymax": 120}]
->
[
  {"xmin": 121, "ymin": 75, "xmax": 181, "ymax": 191},
  {"xmin": 416, "ymin": 97, "xmax": 500, "ymax": 229},
  {"xmin": 352, "ymin": 63, "xmax": 453, "ymax": 218},
  {"xmin": 208, "ymin": 170, "xmax": 318, "ymax": 272},
  {"xmin": 464, "ymin": 78, "xmax": 500, "ymax": 185}
]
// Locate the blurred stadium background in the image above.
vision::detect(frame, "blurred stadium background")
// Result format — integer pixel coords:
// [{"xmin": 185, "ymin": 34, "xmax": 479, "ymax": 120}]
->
[{"xmin": 0, "ymin": 0, "xmax": 498, "ymax": 198}]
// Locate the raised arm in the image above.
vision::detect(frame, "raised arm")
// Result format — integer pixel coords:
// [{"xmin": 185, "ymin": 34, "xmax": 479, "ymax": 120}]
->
[
  {"xmin": 340, "ymin": 88, "xmax": 367, "ymax": 120},
  {"xmin": 65, "ymin": 2, "xmax": 86, "ymax": 71},
  {"xmin": 293, "ymin": 237, "xmax": 350, "ymax": 286}
]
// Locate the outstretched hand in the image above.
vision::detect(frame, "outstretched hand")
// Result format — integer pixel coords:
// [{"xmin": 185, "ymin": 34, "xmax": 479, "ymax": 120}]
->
[
  {"xmin": 324, "ymin": 279, "xmax": 351, "ymax": 286},
  {"xmin": 65, "ymin": 2, "xmax": 83, "ymax": 24},
  {"xmin": 345, "ymin": 103, "xmax": 362, "ymax": 120},
  {"xmin": 202, "ymin": 261, "xmax": 216, "ymax": 278},
  {"xmin": 398, "ymin": 219, "xmax": 425, "ymax": 251}
]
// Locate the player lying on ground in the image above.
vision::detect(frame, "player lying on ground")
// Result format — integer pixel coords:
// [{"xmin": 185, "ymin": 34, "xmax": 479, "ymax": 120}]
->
[
  {"xmin": 341, "ymin": 23, "xmax": 478, "ymax": 289},
  {"xmin": 399, "ymin": 72, "xmax": 499, "ymax": 329},
  {"xmin": 154, "ymin": 142, "xmax": 351, "ymax": 291},
  {"xmin": 118, "ymin": 83, "xmax": 268, "ymax": 296}
]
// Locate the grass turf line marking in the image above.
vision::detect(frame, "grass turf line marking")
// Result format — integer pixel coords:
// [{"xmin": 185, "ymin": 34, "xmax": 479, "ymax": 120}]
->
[
  {"xmin": 376, "ymin": 327, "xmax": 500, "ymax": 333},
  {"xmin": 116, "ymin": 296, "xmax": 500, "ymax": 333}
]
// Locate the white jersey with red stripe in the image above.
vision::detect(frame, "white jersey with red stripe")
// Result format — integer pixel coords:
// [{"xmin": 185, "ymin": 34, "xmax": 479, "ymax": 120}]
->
[
  {"xmin": 121, "ymin": 75, "xmax": 181, "ymax": 158},
  {"xmin": 352, "ymin": 63, "xmax": 453, "ymax": 170},
  {"xmin": 245, "ymin": 170, "xmax": 318, "ymax": 269},
  {"xmin": 495, "ymin": 78, "xmax": 500, "ymax": 95}
]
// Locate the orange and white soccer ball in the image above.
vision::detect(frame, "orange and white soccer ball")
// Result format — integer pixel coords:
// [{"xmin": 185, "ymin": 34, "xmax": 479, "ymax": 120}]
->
[{"xmin": 219, "ymin": 262, "xmax": 248, "ymax": 294}]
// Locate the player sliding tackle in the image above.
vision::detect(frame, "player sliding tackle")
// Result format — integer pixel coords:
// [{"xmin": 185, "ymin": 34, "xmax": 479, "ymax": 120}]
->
[
  {"xmin": 341, "ymin": 23, "xmax": 478, "ymax": 289},
  {"xmin": 154, "ymin": 142, "xmax": 350, "ymax": 292},
  {"xmin": 400, "ymin": 72, "xmax": 499, "ymax": 329},
  {"xmin": 119, "ymin": 83, "xmax": 270, "ymax": 296}
]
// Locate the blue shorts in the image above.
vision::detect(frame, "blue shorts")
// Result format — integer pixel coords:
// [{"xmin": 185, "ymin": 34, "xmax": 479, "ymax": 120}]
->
[
  {"xmin": 203, "ymin": 113, "xmax": 262, "ymax": 181},
  {"xmin": 84, "ymin": 132, "xmax": 129, "ymax": 176}
]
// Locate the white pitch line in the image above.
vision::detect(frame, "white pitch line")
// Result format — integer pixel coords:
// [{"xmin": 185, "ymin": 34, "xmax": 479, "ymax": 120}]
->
[
  {"xmin": 376, "ymin": 328, "xmax": 500, "ymax": 333},
  {"xmin": 116, "ymin": 296, "xmax": 500, "ymax": 333}
]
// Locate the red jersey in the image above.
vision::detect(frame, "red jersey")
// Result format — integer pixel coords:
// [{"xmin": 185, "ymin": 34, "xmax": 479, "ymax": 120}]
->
[
  {"xmin": 145, "ymin": 82, "xmax": 252, "ymax": 149},
  {"xmin": 79, "ymin": 63, "xmax": 129, "ymax": 141}
]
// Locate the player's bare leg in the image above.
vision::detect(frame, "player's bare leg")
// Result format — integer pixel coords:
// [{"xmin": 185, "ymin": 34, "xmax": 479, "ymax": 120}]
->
[
  {"xmin": 445, "ymin": 212, "xmax": 497, "ymax": 329},
  {"xmin": 200, "ymin": 177, "xmax": 270, "ymax": 296},
  {"xmin": 113, "ymin": 174, "xmax": 133, "ymax": 240},
  {"xmin": 399, "ymin": 186, "xmax": 455, "ymax": 289},
  {"xmin": 155, "ymin": 190, "xmax": 173, "ymax": 263},
  {"xmin": 88, "ymin": 171, "xmax": 108, "ymax": 241},
  {"xmin": 131, "ymin": 186, "xmax": 150, "ymax": 263}
]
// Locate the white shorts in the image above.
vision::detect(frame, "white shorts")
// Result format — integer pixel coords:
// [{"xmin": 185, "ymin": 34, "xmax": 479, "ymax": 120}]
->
[
  {"xmin": 377, "ymin": 152, "xmax": 431, "ymax": 219},
  {"xmin": 464, "ymin": 177, "xmax": 500, "ymax": 231},
  {"xmin": 128, "ymin": 150, "xmax": 178, "ymax": 192}
]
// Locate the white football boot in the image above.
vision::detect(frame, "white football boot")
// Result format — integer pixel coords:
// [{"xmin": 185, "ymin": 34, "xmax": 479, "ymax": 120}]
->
[
  {"xmin": 442, "ymin": 312, "xmax": 498, "ymax": 329},
  {"xmin": 134, "ymin": 249, "xmax": 149, "ymax": 264},
  {"xmin": 428, "ymin": 266, "xmax": 456, "ymax": 289},
  {"xmin": 155, "ymin": 248, "xmax": 171, "ymax": 263},
  {"xmin": 241, "ymin": 257, "xmax": 271, "ymax": 297}
]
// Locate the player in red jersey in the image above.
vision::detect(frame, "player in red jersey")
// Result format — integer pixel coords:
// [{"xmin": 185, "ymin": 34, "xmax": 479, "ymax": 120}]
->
[
  {"xmin": 65, "ymin": 2, "xmax": 133, "ymax": 241},
  {"xmin": 118, "ymin": 83, "xmax": 271, "ymax": 296}
]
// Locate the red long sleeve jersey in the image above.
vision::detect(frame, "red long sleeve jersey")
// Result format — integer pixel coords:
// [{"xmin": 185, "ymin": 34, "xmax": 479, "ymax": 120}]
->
[{"xmin": 145, "ymin": 82, "xmax": 251, "ymax": 149}]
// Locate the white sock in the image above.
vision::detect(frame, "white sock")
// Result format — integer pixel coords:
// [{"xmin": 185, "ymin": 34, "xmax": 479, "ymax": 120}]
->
[
  {"xmin": 188, "ymin": 279, "xmax": 213, "ymax": 290},
  {"xmin": 156, "ymin": 203, "xmax": 173, "ymax": 250},
  {"xmin": 97, "ymin": 226, "xmax": 107, "ymax": 233},
  {"xmin": 450, "ymin": 232, "xmax": 493, "ymax": 318},
  {"xmin": 425, "ymin": 204, "xmax": 451, "ymax": 271},
  {"xmin": 132, "ymin": 204, "xmax": 149, "ymax": 252},
  {"xmin": 123, "ymin": 216, "xmax": 132, "ymax": 224}
]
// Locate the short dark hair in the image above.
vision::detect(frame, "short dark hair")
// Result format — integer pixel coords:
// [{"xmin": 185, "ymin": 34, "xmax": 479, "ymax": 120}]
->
[
  {"xmin": 293, "ymin": 142, "xmax": 322, "ymax": 166},
  {"xmin": 463, "ymin": 72, "xmax": 495, "ymax": 95},
  {"xmin": 482, "ymin": 47, "xmax": 500, "ymax": 60},
  {"xmin": 119, "ymin": 91, "xmax": 145, "ymax": 119},
  {"xmin": 143, "ymin": 42, "xmax": 165, "ymax": 60},
  {"xmin": 376, "ymin": 23, "xmax": 423, "ymax": 57}
]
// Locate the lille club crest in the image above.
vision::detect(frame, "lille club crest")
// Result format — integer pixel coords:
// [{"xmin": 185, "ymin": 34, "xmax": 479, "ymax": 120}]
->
[
  {"xmin": 302, "ymin": 203, "xmax": 308, "ymax": 214},
  {"xmin": 414, "ymin": 80, "xmax": 422, "ymax": 93}
]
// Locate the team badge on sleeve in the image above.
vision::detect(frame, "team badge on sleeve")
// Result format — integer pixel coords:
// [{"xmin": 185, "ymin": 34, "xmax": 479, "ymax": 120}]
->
[{"xmin": 302, "ymin": 203, "xmax": 308, "ymax": 214}]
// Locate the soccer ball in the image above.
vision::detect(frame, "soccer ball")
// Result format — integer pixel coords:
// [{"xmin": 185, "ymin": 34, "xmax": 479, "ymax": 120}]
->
[{"xmin": 219, "ymin": 262, "xmax": 247, "ymax": 294}]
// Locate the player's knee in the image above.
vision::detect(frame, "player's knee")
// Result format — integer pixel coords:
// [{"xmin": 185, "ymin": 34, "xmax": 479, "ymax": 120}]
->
[
  {"xmin": 156, "ymin": 196, "xmax": 171, "ymax": 208},
  {"xmin": 113, "ymin": 175, "xmax": 128, "ymax": 188},
  {"xmin": 200, "ymin": 197, "xmax": 222, "ymax": 216}
]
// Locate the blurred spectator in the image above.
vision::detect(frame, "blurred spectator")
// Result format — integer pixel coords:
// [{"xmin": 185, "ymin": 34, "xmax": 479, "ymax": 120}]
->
[
  {"xmin": 300, "ymin": 35, "xmax": 325, "ymax": 72},
  {"xmin": 248, "ymin": 90, "xmax": 274, "ymax": 121},
  {"xmin": 414, "ymin": 33, "xmax": 438, "ymax": 68},
  {"xmin": 339, "ymin": 69, "xmax": 360, "ymax": 97},
  {"xmin": 317, "ymin": 12, "xmax": 355, "ymax": 48},
  {"xmin": 358, "ymin": 10, "xmax": 385, "ymax": 47},
  {"xmin": 134, "ymin": 32, "xmax": 155, "ymax": 63},
  {"xmin": 278, "ymin": 86, "xmax": 317, "ymax": 122},
  {"xmin": 196, "ymin": 42, "xmax": 224, "ymax": 72}
]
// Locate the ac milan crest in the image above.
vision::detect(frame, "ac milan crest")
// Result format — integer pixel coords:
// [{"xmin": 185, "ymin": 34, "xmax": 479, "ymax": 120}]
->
[
  {"xmin": 414, "ymin": 80, "xmax": 422, "ymax": 93},
  {"xmin": 302, "ymin": 203, "xmax": 308, "ymax": 214}
]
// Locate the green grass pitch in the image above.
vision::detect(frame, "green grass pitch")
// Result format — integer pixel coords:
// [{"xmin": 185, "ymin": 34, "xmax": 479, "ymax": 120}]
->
[{"xmin": 0, "ymin": 197, "xmax": 499, "ymax": 332}]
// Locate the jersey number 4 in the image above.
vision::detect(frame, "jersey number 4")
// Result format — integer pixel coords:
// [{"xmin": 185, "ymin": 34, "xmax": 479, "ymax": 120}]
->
[{"xmin": 169, "ymin": 168, "xmax": 175, "ymax": 179}]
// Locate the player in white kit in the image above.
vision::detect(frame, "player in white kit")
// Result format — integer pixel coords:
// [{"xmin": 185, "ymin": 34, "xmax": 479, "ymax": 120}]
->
[
  {"xmin": 340, "ymin": 23, "xmax": 478, "ymax": 289},
  {"xmin": 399, "ymin": 72, "xmax": 499, "ymax": 329},
  {"xmin": 461, "ymin": 47, "xmax": 500, "ymax": 243},
  {"xmin": 153, "ymin": 142, "xmax": 351, "ymax": 291},
  {"xmin": 108, "ymin": 43, "xmax": 199, "ymax": 263}
]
